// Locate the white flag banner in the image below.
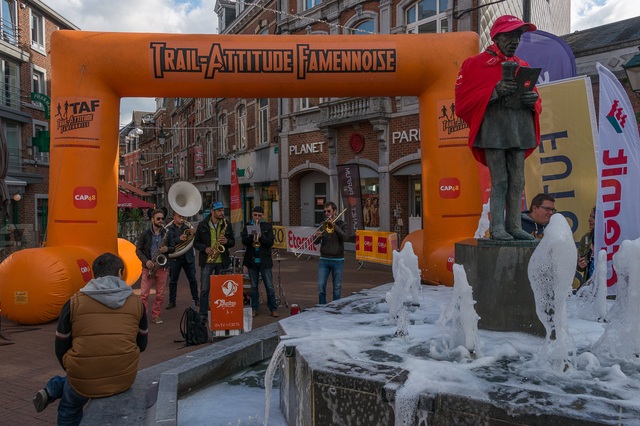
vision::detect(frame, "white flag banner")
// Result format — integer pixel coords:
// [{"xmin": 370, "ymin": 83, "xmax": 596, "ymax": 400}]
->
[{"xmin": 594, "ymin": 63, "xmax": 640, "ymax": 296}]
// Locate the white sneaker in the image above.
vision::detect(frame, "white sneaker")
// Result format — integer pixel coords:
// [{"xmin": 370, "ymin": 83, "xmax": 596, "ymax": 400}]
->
[{"xmin": 152, "ymin": 316, "xmax": 163, "ymax": 324}]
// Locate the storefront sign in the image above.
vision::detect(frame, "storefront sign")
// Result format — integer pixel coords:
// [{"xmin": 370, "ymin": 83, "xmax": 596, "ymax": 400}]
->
[
  {"xmin": 290, "ymin": 141, "xmax": 324, "ymax": 155},
  {"xmin": 392, "ymin": 129, "xmax": 420, "ymax": 144}
]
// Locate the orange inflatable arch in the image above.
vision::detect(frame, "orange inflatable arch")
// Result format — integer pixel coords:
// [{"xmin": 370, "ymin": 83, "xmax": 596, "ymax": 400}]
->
[{"xmin": 0, "ymin": 31, "xmax": 481, "ymax": 324}]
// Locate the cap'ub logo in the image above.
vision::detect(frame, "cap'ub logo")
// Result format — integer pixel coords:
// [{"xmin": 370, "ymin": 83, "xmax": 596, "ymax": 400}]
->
[
  {"xmin": 73, "ymin": 186, "xmax": 97, "ymax": 209},
  {"xmin": 606, "ymin": 99, "xmax": 627, "ymax": 134},
  {"xmin": 439, "ymin": 178, "xmax": 461, "ymax": 199},
  {"xmin": 55, "ymin": 99, "xmax": 100, "ymax": 134}
]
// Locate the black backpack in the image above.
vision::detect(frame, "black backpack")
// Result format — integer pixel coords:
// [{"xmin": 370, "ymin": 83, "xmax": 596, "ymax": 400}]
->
[{"xmin": 180, "ymin": 307, "xmax": 209, "ymax": 346}]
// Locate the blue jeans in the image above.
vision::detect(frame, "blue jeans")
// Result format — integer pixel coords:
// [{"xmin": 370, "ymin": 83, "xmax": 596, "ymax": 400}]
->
[
  {"xmin": 318, "ymin": 257, "xmax": 344, "ymax": 304},
  {"xmin": 45, "ymin": 375, "xmax": 89, "ymax": 426},
  {"xmin": 248, "ymin": 267, "xmax": 277, "ymax": 311},
  {"xmin": 199, "ymin": 263, "xmax": 224, "ymax": 316},
  {"xmin": 169, "ymin": 258, "xmax": 199, "ymax": 303}
]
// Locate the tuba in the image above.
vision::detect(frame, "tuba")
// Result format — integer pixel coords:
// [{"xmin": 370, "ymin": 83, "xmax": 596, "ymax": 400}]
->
[{"xmin": 167, "ymin": 181, "xmax": 202, "ymax": 259}]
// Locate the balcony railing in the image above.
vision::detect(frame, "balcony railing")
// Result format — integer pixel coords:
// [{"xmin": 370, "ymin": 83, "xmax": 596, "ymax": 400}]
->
[
  {"xmin": 319, "ymin": 97, "xmax": 391, "ymax": 124},
  {"xmin": 1, "ymin": 17, "xmax": 18, "ymax": 46}
]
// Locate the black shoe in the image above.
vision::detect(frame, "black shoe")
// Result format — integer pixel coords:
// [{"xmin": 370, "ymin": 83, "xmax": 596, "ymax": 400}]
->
[
  {"xmin": 166, "ymin": 302, "xmax": 176, "ymax": 309},
  {"xmin": 33, "ymin": 389, "xmax": 49, "ymax": 413}
]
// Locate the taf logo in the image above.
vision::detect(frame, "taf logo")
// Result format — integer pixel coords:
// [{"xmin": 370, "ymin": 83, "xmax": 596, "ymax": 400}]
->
[
  {"xmin": 378, "ymin": 237, "xmax": 388, "ymax": 254},
  {"xmin": 364, "ymin": 235, "xmax": 374, "ymax": 252},
  {"xmin": 73, "ymin": 186, "xmax": 97, "ymax": 209},
  {"xmin": 606, "ymin": 100, "xmax": 627, "ymax": 133},
  {"xmin": 439, "ymin": 178, "xmax": 461, "ymax": 199},
  {"xmin": 77, "ymin": 259, "xmax": 93, "ymax": 282}
]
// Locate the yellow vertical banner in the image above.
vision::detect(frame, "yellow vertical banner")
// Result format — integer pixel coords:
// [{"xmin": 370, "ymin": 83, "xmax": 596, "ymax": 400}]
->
[
  {"xmin": 272, "ymin": 225, "xmax": 287, "ymax": 250},
  {"xmin": 524, "ymin": 77, "xmax": 598, "ymax": 242}
]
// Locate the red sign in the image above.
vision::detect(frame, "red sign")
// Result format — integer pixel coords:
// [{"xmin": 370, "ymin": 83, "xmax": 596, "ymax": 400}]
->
[
  {"xmin": 438, "ymin": 177, "xmax": 461, "ymax": 199},
  {"xmin": 77, "ymin": 259, "xmax": 93, "ymax": 282},
  {"xmin": 377, "ymin": 236, "xmax": 388, "ymax": 254},
  {"xmin": 210, "ymin": 274, "xmax": 244, "ymax": 331},
  {"xmin": 194, "ymin": 145, "xmax": 204, "ymax": 177},
  {"xmin": 73, "ymin": 186, "xmax": 97, "ymax": 209},
  {"xmin": 364, "ymin": 235, "xmax": 374, "ymax": 252}
]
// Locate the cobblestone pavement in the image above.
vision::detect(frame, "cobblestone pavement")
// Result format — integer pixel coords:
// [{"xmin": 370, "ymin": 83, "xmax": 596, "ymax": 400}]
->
[{"xmin": 0, "ymin": 249, "xmax": 393, "ymax": 425}]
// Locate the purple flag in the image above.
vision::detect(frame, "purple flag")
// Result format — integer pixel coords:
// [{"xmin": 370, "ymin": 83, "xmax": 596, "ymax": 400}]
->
[{"xmin": 516, "ymin": 30, "xmax": 576, "ymax": 84}]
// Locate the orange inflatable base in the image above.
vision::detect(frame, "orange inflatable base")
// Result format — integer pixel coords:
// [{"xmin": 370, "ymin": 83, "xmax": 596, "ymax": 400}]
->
[{"xmin": 402, "ymin": 230, "xmax": 457, "ymax": 287}]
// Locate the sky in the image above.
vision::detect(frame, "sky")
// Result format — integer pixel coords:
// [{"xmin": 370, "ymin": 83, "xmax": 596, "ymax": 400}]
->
[{"xmin": 41, "ymin": 0, "xmax": 637, "ymax": 127}]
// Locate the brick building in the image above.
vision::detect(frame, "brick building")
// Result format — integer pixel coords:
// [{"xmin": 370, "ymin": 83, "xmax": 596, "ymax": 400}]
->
[
  {"xmin": 209, "ymin": 0, "xmax": 568, "ymax": 242},
  {"xmin": 2, "ymin": 0, "xmax": 77, "ymax": 249}
]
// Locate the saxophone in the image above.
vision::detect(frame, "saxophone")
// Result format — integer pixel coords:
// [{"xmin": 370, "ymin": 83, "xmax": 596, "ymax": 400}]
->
[
  {"xmin": 148, "ymin": 229, "xmax": 170, "ymax": 277},
  {"xmin": 207, "ymin": 218, "xmax": 227, "ymax": 263}
]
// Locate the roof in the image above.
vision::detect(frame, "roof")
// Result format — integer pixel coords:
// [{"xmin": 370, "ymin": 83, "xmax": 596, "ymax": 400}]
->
[{"xmin": 562, "ymin": 16, "xmax": 640, "ymax": 55}]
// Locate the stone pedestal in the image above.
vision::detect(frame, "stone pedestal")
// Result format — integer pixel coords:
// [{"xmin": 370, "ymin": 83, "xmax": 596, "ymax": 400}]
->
[{"xmin": 455, "ymin": 238, "xmax": 545, "ymax": 337}]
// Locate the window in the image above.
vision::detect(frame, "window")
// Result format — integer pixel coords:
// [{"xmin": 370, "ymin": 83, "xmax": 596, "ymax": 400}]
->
[
  {"xmin": 5, "ymin": 122, "xmax": 20, "ymax": 171},
  {"xmin": 305, "ymin": 0, "xmax": 321, "ymax": 11},
  {"xmin": 237, "ymin": 105, "xmax": 246, "ymax": 150},
  {"xmin": 1, "ymin": 0, "xmax": 17, "ymax": 45},
  {"xmin": 299, "ymin": 98, "xmax": 310, "ymax": 110},
  {"xmin": 406, "ymin": 0, "xmax": 449, "ymax": 34},
  {"xmin": 1, "ymin": 59, "xmax": 19, "ymax": 109},
  {"xmin": 218, "ymin": 114, "xmax": 227, "ymax": 155},
  {"xmin": 32, "ymin": 66, "xmax": 46, "ymax": 95},
  {"xmin": 350, "ymin": 20, "xmax": 375, "ymax": 35},
  {"xmin": 206, "ymin": 98, "xmax": 213, "ymax": 118},
  {"xmin": 259, "ymin": 98, "xmax": 268, "ymax": 144},
  {"xmin": 31, "ymin": 10, "xmax": 45, "ymax": 52}
]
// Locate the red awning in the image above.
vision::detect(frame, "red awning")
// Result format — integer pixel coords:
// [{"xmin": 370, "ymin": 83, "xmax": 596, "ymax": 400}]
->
[
  {"xmin": 118, "ymin": 191, "xmax": 154, "ymax": 209},
  {"xmin": 118, "ymin": 180, "xmax": 152, "ymax": 198}
]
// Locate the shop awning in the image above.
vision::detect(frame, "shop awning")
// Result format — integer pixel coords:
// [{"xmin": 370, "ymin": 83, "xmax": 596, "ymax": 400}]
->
[
  {"xmin": 118, "ymin": 180, "xmax": 152, "ymax": 198},
  {"xmin": 118, "ymin": 191, "xmax": 154, "ymax": 209}
]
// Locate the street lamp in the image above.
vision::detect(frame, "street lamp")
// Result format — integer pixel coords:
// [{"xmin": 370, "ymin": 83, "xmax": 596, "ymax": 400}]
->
[
  {"xmin": 622, "ymin": 51, "xmax": 640, "ymax": 94},
  {"xmin": 158, "ymin": 126, "xmax": 167, "ymax": 146}
]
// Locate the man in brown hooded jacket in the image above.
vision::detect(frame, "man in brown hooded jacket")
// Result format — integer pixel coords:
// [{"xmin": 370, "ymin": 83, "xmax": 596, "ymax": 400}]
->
[{"xmin": 33, "ymin": 252, "xmax": 148, "ymax": 425}]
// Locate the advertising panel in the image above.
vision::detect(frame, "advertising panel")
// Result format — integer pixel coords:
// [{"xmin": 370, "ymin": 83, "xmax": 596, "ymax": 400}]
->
[{"xmin": 210, "ymin": 274, "xmax": 244, "ymax": 331}]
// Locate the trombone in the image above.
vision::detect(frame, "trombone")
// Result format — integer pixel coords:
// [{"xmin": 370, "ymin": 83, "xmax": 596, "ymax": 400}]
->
[{"xmin": 294, "ymin": 208, "xmax": 347, "ymax": 259}]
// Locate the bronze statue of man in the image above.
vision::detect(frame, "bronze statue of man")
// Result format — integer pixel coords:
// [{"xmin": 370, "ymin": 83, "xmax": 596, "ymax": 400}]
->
[{"xmin": 455, "ymin": 15, "xmax": 542, "ymax": 240}]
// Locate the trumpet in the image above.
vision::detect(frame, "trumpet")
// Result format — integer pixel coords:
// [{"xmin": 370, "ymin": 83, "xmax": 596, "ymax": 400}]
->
[
  {"xmin": 252, "ymin": 231, "xmax": 261, "ymax": 248},
  {"xmin": 294, "ymin": 208, "xmax": 347, "ymax": 259}
]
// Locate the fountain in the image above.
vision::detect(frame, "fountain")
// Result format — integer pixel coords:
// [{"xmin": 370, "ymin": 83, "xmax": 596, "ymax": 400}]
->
[{"xmin": 158, "ymin": 217, "xmax": 640, "ymax": 425}]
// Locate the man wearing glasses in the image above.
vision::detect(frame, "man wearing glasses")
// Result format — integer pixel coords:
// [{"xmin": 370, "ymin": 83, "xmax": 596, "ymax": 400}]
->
[
  {"xmin": 521, "ymin": 193, "xmax": 557, "ymax": 238},
  {"xmin": 135, "ymin": 209, "xmax": 175, "ymax": 324},
  {"xmin": 314, "ymin": 202, "xmax": 349, "ymax": 305},
  {"xmin": 241, "ymin": 206, "xmax": 278, "ymax": 317}
]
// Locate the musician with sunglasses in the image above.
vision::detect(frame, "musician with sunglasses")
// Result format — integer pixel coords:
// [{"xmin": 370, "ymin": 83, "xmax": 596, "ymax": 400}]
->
[
  {"xmin": 241, "ymin": 206, "xmax": 278, "ymax": 318},
  {"xmin": 521, "ymin": 193, "xmax": 557, "ymax": 238},
  {"xmin": 314, "ymin": 201, "xmax": 349, "ymax": 305},
  {"xmin": 166, "ymin": 211, "xmax": 199, "ymax": 310},
  {"xmin": 135, "ymin": 209, "xmax": 175, "ymax": 324}
]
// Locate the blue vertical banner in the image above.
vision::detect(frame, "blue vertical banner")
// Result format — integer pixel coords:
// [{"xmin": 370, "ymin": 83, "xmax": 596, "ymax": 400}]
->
[
  {"xmin": 516, "ymin": 30, "xmax": 577, "ymax": 84},
  {"xmin": 337, "ymin": 164, "xmax": 364, "ymax": 237}
]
